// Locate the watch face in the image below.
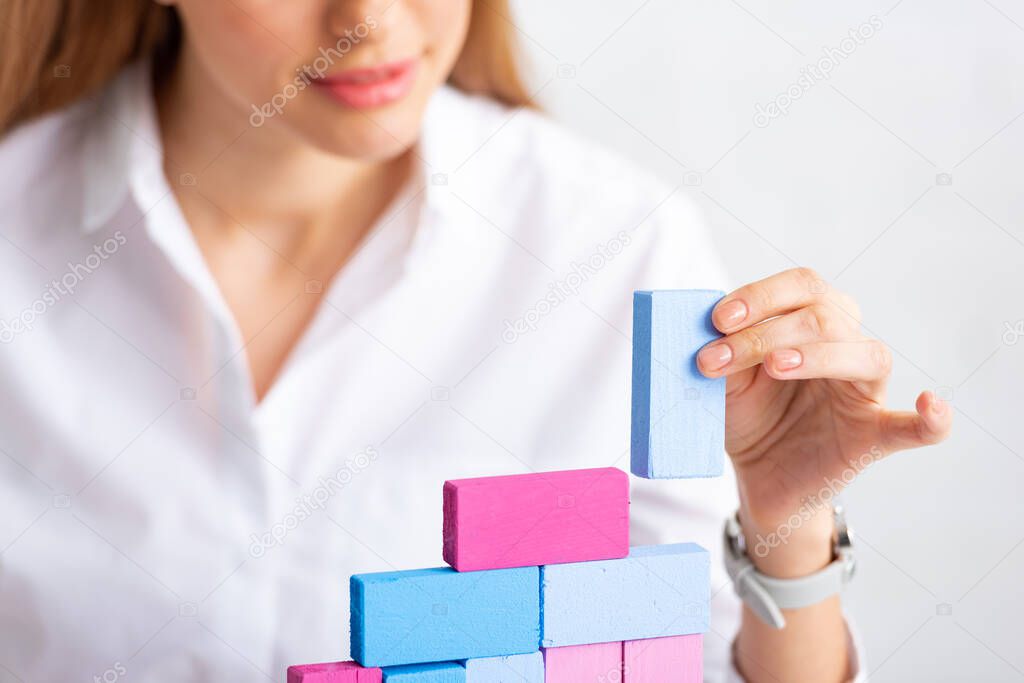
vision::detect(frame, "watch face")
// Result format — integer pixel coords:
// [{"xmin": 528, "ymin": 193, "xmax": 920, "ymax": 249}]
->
[{"xmin": 724, "ymin": 515, "xmax": 745, "ymax": 556}]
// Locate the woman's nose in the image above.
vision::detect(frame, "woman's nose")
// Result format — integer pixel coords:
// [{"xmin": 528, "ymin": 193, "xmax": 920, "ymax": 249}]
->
[{"xmin": 324, "ymin": 0, "xmax": 392, "ymax": 39}]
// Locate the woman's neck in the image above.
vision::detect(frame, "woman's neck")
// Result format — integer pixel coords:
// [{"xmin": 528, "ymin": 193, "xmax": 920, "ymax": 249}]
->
[{"xmin": 152, "ymin": 48, "xmax": 417, "ymax": 402}]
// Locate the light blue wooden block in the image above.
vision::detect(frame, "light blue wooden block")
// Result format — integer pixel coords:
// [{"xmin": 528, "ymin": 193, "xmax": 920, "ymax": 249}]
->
[
  {"xmin": 383, "ymin": 662, "xmax": 466, "ymax": 683},
  {"xmin": 462, "ymin": 652, "xmax": 543, "ymax": 683},
  {"xmin": 631, "ymin": 289, "xmax": 726, "ymax": 479},
  {"xmin": 351, "ymin": 566, "xmax": 540, "ymax": 667},
  {"xmin": 540, "ymin": 543, "xmax": 710, "ymax": 647}
]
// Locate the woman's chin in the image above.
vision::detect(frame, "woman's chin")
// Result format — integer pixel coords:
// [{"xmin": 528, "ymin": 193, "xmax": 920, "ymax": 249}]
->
[
  {"xmin": 324, "ymin": 130, "xmax": 418, "ymax": 162},
  {"xmin": 267, "ymin": 105, "xmax": 423, "ymax": 161}
]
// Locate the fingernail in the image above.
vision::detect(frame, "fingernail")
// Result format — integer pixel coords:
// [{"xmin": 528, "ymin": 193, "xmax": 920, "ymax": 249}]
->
[
  {"xmin": 714, "ymin": 300, "xmax": 748, "ymax": 330},
  {"xmin": 698, "ymin": 343, "xmax": 733, "ymax": 371},
  {"xmin": 774, "ymin": 349, "xmax": 803, "ymax": 370},
  {"xmin": 931, "ymin": 397, "xmax": 947, "ymax": 415}
]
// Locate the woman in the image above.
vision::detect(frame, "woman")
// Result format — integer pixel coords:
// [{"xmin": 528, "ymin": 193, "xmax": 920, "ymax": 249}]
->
[{"xmin": 0, "ymin": 1, "xmax": 951, "ymax": 681}]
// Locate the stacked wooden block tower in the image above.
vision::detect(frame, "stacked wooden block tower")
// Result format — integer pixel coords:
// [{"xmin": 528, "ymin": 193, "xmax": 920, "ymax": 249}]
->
[{"xmin": 288, "ymin": 290, "xmax": 725, "ymax": 683}]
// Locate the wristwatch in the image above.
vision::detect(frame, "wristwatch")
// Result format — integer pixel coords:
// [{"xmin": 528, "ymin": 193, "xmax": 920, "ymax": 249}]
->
[{"xmin": 723, "ymin": 506, "xmax": 856, "ymax": 629}]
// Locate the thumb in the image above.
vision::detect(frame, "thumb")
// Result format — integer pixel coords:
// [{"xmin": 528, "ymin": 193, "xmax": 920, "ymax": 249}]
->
[{"xmin": 878, "ymin": 390, "xmax": 953, "ymax": 455}]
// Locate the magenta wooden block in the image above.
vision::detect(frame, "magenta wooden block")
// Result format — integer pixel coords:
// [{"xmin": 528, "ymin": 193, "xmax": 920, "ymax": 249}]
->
[
  {"xmin": 543, "ymin": 642, "xmax": 622, "ymax": 683},
  {"xmin": 623, "ymin": 635, "xmax": 702, "ymax": 683},
  {"xmin": 443, "ymin": 467, "xmax": 629, "ymax": 571},
  {"xmin": 288, "ymin": 661, "xmax": 383, "ymax": 683}
]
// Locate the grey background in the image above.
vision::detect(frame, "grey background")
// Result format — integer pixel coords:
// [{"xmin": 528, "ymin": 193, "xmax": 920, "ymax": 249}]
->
[{"xmin": 512, "ymin": 0, "xmax": 1024, "ymax": 680}]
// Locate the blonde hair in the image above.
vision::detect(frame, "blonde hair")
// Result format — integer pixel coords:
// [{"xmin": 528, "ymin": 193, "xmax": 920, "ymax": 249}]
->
[{"xmin": 0, "ymin": 0, "xmax": 533, "ymax": 136}]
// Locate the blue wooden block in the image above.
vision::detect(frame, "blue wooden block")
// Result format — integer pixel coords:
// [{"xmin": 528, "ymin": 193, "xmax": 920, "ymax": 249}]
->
[
  {"xmin": 540, "ymin": 543, "xmax": 710, "ymax": 647},
  {"xmin": 351, "ymin": 566, "xmax": 540, "ymax": 667},
  {"xmin": 382, "ymin": 662, "xmax": 465, "ymax": 683},
  {"xmin": 462, "ymin": 652, "xmax": 543, "ymax": 682},
  {"xmin": 631, "ymin": 289, "xmax": 726, "ymax": 479}
]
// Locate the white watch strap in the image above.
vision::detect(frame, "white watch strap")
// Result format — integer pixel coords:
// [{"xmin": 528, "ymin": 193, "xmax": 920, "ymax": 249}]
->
[
  {"xmin": 759, "ymin": 561, "xmax": 849, "ymax": 609},
  {"xmin": 723, "ymin": 513, "xmax": 855, "ymax": 629}
]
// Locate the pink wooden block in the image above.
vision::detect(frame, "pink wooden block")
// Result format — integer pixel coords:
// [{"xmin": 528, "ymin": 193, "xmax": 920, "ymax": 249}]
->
[
  {"xmin": 543, "ymin": 642, "xmax": 623, "ymax": 683},
  {"xmin": 443, "ymin": 467, "xmax": 629, "ymax": 571},
  {"xmin": 623, "ymin": 635, "xmax": 702, "ymax": 683},
  {"xmin": 288, "ymin": 661, "xmax": 383, "ymax": 683}
]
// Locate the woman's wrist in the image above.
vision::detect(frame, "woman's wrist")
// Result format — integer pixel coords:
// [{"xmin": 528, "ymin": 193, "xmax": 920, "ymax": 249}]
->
[{"xmin": 738, "ymin": 503, "xmax": 835, "ymax": 579}]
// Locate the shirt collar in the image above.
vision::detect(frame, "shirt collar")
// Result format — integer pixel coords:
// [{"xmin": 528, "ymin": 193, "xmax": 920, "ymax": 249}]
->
[
  {"xmin": 80, "ymin": 60, "xmax": 163, "ymax": 234},
  {"xmin": 79, "ymin": 60, "xmax": 464, "ymax": 235}
]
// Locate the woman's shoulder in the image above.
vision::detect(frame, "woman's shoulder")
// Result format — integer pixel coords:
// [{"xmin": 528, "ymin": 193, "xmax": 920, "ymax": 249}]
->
[
  {"xmin": 424, "ymin": 86, "xmax": 723, "ymax": 289},
  {"xmin": 427, "ymin": 85, "xmax": 671, "ymax": 208},
  {"xmin": 0, "ymin": 97, "xmax": 95, "ymax": 206}
]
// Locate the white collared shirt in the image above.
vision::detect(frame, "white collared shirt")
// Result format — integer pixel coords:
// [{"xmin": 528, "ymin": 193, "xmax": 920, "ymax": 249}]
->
[{"xmin": 0, "ymin": 62, "xmax": 859, "ymax": 682}]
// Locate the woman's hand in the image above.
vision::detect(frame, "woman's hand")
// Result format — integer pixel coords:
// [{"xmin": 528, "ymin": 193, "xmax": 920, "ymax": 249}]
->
[{"xmin": 698, "ymin": 268, "xmax": 952, "ymax": 574}]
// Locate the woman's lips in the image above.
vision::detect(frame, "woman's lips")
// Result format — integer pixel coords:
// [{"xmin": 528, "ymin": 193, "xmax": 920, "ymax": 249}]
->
[{"xmin": 312, "ymin": 58, "xmax": 419, "ymax": 109}]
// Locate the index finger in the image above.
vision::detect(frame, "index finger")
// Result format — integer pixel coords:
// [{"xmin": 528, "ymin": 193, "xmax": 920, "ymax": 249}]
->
[{"xmin": 712, "ymin": 267, "xmax": 829, "ymax": 333}]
